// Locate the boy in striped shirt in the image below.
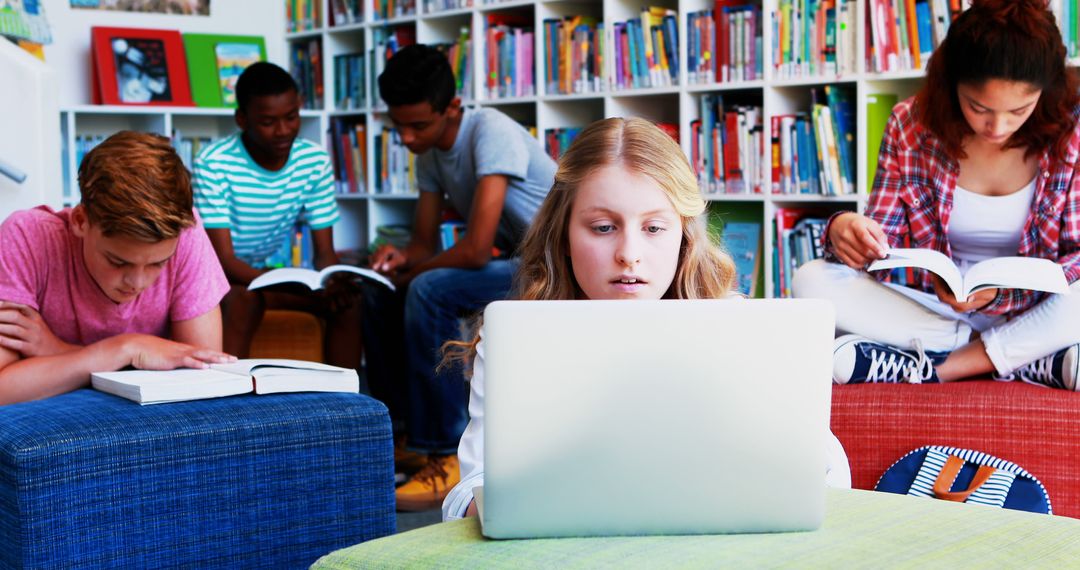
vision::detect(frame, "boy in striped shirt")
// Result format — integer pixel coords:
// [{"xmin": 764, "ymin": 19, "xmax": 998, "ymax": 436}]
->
[{"xmin": 193, "ymin": 62, "xmax": 362, "ymax": 370}]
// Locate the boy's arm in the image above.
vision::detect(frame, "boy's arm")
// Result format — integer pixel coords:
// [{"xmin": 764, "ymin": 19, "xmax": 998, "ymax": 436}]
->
[
  {"xmin": 310, "ymin": 227, "xmax": 342, "ymax": 270},
  {"xmin": 398, "ymin": 174, "xmax": 508, "ymax": 283},
  {"xmin": 172, "ymin": 306, "xmax": 224, "ymax": 352},
  {"xmin": 0, "ymin": 333, "xmax": 232, "ymax": 405},
  {"xmin": 205, "ymin": 228, "xmax": 265, "ymax": 286},
  {"xmin": 371, "ymin": 190, "xmax": 444, "ymax": 274}
]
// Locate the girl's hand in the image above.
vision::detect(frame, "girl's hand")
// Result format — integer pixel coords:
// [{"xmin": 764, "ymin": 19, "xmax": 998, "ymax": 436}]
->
[
  {"xmin": 465, "ymin": 500, "xmax": 478, "ymax": 518},
  {"xmin": 828, "ymin": 213, "xmax": 890, "ymax": 269},
  {"xmin": 121, "ymin": 334, "xmax": 237, "ymax": 371},
  {"xmin": 0, "ymin": 301, "xmax": 75, "ymax": 357},
  {"xmin": 930, "ymin": 275, "xmax": 997, "ymax": 313}
]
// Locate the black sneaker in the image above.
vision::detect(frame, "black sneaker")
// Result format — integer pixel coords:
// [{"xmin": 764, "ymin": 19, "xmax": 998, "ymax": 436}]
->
[
  {"xmin": 1009, "ymin": 345, "xmax": 1079, "ymax": 391},
  {"xmin": 833, "ymin": 335, "xmax": 949, "ymax": 384}
]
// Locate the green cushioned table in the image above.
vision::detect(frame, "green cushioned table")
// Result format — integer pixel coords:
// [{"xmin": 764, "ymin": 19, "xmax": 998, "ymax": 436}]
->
[{"xmin": 312, "ymin": 489, "xmax": 1080, "ymax": 568}]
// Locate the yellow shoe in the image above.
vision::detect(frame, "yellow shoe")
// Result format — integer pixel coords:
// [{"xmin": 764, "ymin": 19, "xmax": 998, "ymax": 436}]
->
[
  {"xmin": 395, "ymin": 454, "xmax": 460, "ymax": 512},
  {"xmin": 394, "ymin": 440, "xmax": 427, "ymax": 477}
]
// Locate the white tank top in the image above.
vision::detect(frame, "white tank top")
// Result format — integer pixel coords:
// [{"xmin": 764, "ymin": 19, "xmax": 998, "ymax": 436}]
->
[{"xmin": 949, "ymin": 177, "xmax": 1036, "ymax": 270}]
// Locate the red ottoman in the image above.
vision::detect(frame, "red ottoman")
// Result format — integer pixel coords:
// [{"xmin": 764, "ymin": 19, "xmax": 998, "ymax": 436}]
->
[{"xmin": 831, "ymin": 381, "xmax": 1080, "ymax": 518}]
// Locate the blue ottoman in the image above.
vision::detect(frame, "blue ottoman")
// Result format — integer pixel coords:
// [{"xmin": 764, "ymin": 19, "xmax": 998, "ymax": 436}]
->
[{"xmin": 0, "ymin": 389, "xmax": 395, "ymax": 568}]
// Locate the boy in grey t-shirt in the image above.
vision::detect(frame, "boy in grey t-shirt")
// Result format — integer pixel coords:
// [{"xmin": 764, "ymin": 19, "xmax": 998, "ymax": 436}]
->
[{"xmin": 373, "ymin": 44, "xmax": 556, "ymax": 511}]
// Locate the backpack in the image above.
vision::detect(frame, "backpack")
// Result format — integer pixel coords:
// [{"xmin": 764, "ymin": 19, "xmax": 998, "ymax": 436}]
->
[{"xmin": 874, "ymin": 445, "xmax": 1052, "ymax": 515}]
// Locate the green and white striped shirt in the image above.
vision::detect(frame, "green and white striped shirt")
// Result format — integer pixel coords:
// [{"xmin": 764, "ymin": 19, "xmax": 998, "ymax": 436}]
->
[{"xmin": 192, "ymin": 134, "xmax": 340, "ymax": 267}]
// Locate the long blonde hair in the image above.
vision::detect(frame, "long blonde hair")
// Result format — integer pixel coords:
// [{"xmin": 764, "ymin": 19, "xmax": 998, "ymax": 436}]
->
[{"xmin": 443, "ymin": 117, "xmax": 737, "ymax": 369}]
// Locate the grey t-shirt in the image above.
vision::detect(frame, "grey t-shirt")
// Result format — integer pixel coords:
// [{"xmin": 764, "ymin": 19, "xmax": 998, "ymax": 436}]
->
[{"xmin": 416, "ymin": 107, "xmax": 557, "ymax": 253}]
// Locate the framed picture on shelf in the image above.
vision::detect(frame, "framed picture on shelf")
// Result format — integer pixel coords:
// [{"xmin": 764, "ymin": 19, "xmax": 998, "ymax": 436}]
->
[
  {"xmin": 90, "ymin": 27, "xmax": 194, "ymax": 106},
  {"xmin": 183, "ymin": 33, "xmax": 266, "ymax": 108}
]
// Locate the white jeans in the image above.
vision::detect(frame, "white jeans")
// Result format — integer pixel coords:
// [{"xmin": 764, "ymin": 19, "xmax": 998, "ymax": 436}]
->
[{"xmin": 792, "ymin": 259, "xmax": 1080, "ymax": 376}]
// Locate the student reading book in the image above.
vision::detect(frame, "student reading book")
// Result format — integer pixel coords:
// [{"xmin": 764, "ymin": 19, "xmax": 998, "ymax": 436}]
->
[
  {"xmin": 793, "ymin": 0, "xmax": 1080, "ymax": 392},
  {"xmin": 192, "ymin": 62, "xmax": 363, "ymax": 370},
  {"xmin": 92, "ymin": 358, "xmax": 359, "ymax": 405},
  {"xmin": 249, "ymin": 264, "xmax": 395, "ymax": 292},
  {"xmin": 868, "ymin": 248, "xmax": 1068, "ymax": 300},
  {"xmin": 0, "ymin": 132, "xmax": 232, "ymax": 405}
]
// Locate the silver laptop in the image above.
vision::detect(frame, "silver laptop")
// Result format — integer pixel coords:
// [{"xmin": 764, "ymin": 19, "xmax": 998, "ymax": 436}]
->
[{"xmin": 480, "ymin": 298, "xmax": 835, "ymax": 539}]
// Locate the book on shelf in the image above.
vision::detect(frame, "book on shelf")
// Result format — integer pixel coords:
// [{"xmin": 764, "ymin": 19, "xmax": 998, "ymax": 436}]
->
[
  {"xmin": 611, "ymin": 7, "xmax": 678, "ymax": 90},
  {"xmin": 485, "ymin": 12, "xmax": 535, "ymax": 99},
  {"xmin": 770, "ymin": 85, "xmax": 855, "ymax": 196},
  {"xmin": 92, "ymin": 359, "xmax": 360, "ymax": 405},
  {"xmin": 773, "ymin": 209, "xmax": 829, "ymax": 297},
  {"xmin": 867, "ymin": 249, "xmax": 1069, "ymax": 300},
  {"xmin": 545, "ymin": 127, "xmax": 583, "ymax": 161},
  {"xmin": 333, "ymin": 53, "xmax": 366, "ymax": 110},
  {"xmin": 182, "ymin": 33, "xmax": 266, "ymax": 108},
  {"xmin": 249, "ymin": 264, "xmax": 396, "ymax": 292},
  {"xmin": 431, "ymin": 28, "xmax": 473, "ymax": 99},
  {"xmin": 372, "ymin": 0, "xmax": 417, "ymax": 21},
  {"xmin": 290, "ymin": 38, "xmax": 323, "ymax": 110},
  {"xmin": 692, "ymin": 93, "xmax": 764, "ymax": 194},
  {"xmin": 773, "ymin": 0, "xmax": 855, "ymax": 78},
  {"xmin": 865, "ymin": 93, "xmax": 898, "ymax": 192},
  {"xmin": 329, "ymin": 0, "xmax": 363, "ymax": 27},
  {"xmin": 369, "ymin": 26, "xmax": 416, "ymax": 109},
  {"xmin": 543, "ymin": 15, "xmax": 603, "ymax": 95},
  {"xmin": 286, "ymin": 0, "xmax": 322, "ymax": 33},
  {"xmin": 721, "ymin": 221, "xmax": 762, "ymax": 297},
  {"xmin": 330, "ymin": 118, "xmax": 367, "ymax": 194}
]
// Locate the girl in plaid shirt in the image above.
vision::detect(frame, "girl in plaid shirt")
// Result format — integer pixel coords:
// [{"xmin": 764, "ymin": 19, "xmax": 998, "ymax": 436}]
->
[{"xmin": 794, "ymin": 0, "xmax": 1080, "ymax": 391}]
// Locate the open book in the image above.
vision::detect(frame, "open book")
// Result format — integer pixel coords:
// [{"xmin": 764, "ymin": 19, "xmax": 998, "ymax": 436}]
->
[
  {"xmin": 91, "ymin": 359, "xmax": 359, "ymax": 405},
  {"xmin": 867, "ymin": 248, "xmax": 1069, "ymax": 299},
  {"xmin": 248, "ymin": 264, "xmax": 395, "ymax": 292}
]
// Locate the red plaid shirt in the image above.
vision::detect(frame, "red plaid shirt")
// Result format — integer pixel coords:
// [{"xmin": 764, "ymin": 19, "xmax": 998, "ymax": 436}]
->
[{"xmin": 825, "ymin": 97, "xmax": 1080, "ymax": 318}]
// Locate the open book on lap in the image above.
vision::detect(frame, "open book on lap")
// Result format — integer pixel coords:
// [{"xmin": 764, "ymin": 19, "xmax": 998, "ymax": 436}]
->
[
  {"xmin": 248, "ymin": 264, "xmax": 395, "ymax": 292},
  {"xmin": 91, "ymin": 359, "xmax": 360, "ymax": 405},
  {"xmin": 867, "ymin": 248, "xmax": 1069, "ymax": 300}
]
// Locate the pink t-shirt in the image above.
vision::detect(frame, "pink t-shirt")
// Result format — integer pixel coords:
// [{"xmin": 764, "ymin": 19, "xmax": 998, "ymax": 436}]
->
[{"xmin": 0, "ymin": 206, "xmax": 229, "ymax": 346}]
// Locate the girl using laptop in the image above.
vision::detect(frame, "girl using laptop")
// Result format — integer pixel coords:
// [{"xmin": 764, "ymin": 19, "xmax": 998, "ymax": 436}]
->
[
  {"xmin": 794, "ymin": 0, "xmax": 1080, "ymax": 390},
  {"xmin": 441, "ymin": 117, "xmax": 851, "ymax": 521}
]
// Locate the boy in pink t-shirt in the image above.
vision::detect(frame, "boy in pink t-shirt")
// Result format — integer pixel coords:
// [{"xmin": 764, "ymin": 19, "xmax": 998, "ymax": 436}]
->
[{"xmin": 0, "ymin": 131, "xmax": 233, "ymax": 404}]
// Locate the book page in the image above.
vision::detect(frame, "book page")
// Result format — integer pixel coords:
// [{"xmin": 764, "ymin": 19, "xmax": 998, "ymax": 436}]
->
[
  {"xmin": 963, "ymin": 257, "xmax": 1069, "ymax": 298},
  {"xmin": 318, "ymin": 264, "xmax": 396, "ymax": 291},
  {"xmin": 867, "ymin": 248, "xmax": 964, "ymax": 298},
  {"xmin": 248, "ymin": 268, "xmax": 321, "ymax": 291},
  {"xmin": 212, "ymin": 358, "xmax": 350, "ymax": 376}
]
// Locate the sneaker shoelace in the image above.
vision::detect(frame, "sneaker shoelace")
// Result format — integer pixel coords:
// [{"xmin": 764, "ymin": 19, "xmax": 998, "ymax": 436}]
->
[
  {"xmin": 866, "ymin": 339, "xmax": 935, "ymax": 384},
  {"xmin": 1016, "ymin": 356, "xmax": 1059, "ymax": 388},
  {"xmin": 412, "ymin": 456, "xmax": 451, "ymax": 491}
]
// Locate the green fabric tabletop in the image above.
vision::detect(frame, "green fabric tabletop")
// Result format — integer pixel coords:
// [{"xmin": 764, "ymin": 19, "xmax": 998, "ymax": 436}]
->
[{"xmin": 312, "ymin": 489, "xmax": 1080, "ymax": 568}]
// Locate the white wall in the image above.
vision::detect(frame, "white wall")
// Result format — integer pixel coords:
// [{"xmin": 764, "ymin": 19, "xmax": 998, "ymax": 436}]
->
[
  {"xmin": 41, "ymin": 0, "xmax": 286, "ymax": 107},
  {"xmin": 0, "ymin": 40, "xmax": 61, "ymax": 215}
]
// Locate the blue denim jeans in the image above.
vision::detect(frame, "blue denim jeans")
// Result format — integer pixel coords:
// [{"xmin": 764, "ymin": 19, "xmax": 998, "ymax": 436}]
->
[{"xmin": 405, "ymin": 259, "xmax": 518, "ymax": 453}]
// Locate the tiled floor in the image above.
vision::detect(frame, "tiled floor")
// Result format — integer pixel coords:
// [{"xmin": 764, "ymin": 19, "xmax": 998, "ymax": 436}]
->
[{"xmin": 396, "ymin": 509, "xmax": 443, "ymax": 533}]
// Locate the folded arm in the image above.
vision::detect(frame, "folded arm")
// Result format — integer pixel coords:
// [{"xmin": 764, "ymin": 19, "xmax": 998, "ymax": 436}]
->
[{"xmin": 0, "ymin": 306, "xmax": 231, "ymax": 405}]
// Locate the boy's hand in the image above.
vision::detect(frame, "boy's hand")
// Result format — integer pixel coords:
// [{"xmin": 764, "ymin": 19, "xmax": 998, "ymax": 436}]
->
[
  {"xmin": 370, "ymin": 244, "xmax": 407, "ymax": 275},
  {"xmin": 828, "ymin": 213, "xmax": 890, "ymax": 269},
  {"xmin": 0, "ymin": 301, "xmax": 75, "ymax": 357},
  {"xmin": 321, "ymin": 273, "xmax": 362, "ymax": 312},
  {"xmin": 122, "ymin": 335, "xmax": 237, "ymax": 371},
  {"xmin": 930, "ymin": 275, "xmax": 997, "ymax": 313}
]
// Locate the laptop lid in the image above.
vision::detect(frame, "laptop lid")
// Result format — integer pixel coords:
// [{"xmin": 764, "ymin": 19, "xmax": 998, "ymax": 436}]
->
[{"xmin": 480, "ymin": 298, "xmax": 835, "ymax": 539}]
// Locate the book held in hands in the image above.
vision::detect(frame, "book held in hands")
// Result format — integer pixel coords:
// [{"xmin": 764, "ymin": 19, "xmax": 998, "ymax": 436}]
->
[
  {"xmin": 91, "ymin": 359, "xmax": 360, "ymax": 404},
  {"xmin": 248, "ymin": 264, "xmax": 395, "ymax": 292},
  {"xmin": 867, "ymin": 248, "xmax": 1069, "ymax": 300}
]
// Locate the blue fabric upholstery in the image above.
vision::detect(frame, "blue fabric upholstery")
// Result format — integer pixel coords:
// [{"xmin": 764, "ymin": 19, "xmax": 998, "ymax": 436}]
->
[{"xmin": 0, "ymin": 389, "xmax": 395, "ymax": 569}]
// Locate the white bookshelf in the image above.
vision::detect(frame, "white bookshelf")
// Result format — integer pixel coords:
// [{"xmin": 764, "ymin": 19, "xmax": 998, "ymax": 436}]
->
[
  {"xmin": 64, "ymin": 1, "xmax": 1079, "ymax": 295},
  {"xmin": 282, "ymin": 0, "xmax": 933, "ymax": 297}
]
